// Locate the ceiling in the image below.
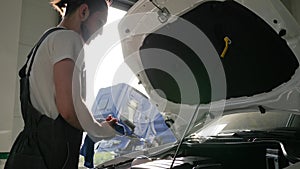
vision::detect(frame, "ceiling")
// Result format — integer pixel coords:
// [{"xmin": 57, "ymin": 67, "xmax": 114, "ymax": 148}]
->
[{"xmin": 110, "ymin": 0, "xmax": 139, "ymax": 11}]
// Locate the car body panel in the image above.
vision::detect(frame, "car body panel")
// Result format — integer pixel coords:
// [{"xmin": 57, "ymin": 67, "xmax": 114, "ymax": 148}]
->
[{"xmin": 93, "ymin": 0, "xmax": 300, "ymax": 168}]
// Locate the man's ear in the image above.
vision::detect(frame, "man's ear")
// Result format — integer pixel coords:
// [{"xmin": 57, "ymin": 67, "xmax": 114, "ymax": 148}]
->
[{"xmin": 79, "ymin": 4, "xmax": 90, "ymax": 21}]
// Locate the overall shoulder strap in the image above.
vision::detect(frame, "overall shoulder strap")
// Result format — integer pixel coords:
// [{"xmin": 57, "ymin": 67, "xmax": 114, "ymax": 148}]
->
[{"xmin": 19, "ymin": 27, "xmax": 65, "ymax": 78}]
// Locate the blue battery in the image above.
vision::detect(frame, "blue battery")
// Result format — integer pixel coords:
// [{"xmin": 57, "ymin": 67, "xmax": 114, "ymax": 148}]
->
[{"xmin": 80, "ymin": 83, "xmax": 176, "ymax": 167}]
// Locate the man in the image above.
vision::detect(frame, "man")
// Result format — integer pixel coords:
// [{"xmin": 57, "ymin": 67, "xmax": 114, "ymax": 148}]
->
[{"xmin": 5, "ymin": 0, "xmax": 117, "ymax": 168}]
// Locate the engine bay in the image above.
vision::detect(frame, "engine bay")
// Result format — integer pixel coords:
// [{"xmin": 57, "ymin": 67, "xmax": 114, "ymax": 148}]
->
[{"xmin": 98, "ymin": 128, "xmax": 300, "ymax": 169}]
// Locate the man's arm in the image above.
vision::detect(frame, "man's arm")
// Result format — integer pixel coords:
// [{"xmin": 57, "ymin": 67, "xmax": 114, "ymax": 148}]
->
[
  {"xmin": 54, "ymin": 58, "xmax": 83, "ymax": 130},
  {"xmin": 54, "ymin": 58, "xmax": 117, "ymax": 138}
]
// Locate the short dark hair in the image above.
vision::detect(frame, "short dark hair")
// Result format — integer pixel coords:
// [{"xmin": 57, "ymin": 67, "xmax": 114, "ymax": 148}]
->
[{"xmin": 51, "ymin": 0, "xmax": 108, "ymax": 16}]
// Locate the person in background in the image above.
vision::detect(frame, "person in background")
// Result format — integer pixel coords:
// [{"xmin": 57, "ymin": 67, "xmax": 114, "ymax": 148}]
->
[{"xmin": 5, "ymin": 0, "xmax": 117, "ymax": 168}]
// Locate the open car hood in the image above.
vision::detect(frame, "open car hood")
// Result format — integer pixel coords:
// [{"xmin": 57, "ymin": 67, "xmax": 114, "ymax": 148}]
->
[
  {"xmin": 83, "ymin": 1, "xmax": 300, "ymax": 168},
  {"xmin": 118, "ymin": 0, "xmax": 300, "ymax": 120}
]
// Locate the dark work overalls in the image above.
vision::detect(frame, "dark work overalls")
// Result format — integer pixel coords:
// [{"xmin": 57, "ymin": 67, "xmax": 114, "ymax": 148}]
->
[{"xmin": 4, "ymin": 28, "xmax": 83, "ymax": 169}]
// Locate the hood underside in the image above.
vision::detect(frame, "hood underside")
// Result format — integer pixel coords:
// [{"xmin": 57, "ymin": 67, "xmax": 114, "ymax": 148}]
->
[
  {"xmin": 119, "ymin": 0, "xmax": 300, "ymax": 112},
  {"xmin": 140, "ymin": 1, "xmax": 298, "ymax": 104}
]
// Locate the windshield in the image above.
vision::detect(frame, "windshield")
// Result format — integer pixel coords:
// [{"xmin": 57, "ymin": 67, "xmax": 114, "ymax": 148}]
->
[{"xmin": 195, "ymin": 111, "xmax": 294, "ymax": 137}]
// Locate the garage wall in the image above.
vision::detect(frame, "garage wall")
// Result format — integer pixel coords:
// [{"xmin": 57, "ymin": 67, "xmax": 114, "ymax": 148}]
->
[
  {"xmin": 0, "ymin": 0, "xmax": 58, "ymax": 153},
  {"xmin": 12, "ymin": 0, "xmax": 59, "ymax": 145},
  {"xmin": 0, "ymin": 0, "xmax": 23, "ymax": 153}
]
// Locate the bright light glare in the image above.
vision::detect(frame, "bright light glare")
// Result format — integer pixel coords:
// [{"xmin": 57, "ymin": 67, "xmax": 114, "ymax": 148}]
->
[
  {"xmin": 84, "ymin": 7, "xmax": 148, "ymax": 109},
  {"xmin": 107, "ymin": 7, "xmax": 127, "ymax": 24}
]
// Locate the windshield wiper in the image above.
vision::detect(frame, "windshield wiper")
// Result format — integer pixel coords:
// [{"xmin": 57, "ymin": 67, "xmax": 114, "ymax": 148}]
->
[
  {"xmin": 96, "ymin": 156, "xmax": 133, "ymax": 169},
  {"xmin": 231, "ymin": 127, "xmax": 300, "ymax": 139}
]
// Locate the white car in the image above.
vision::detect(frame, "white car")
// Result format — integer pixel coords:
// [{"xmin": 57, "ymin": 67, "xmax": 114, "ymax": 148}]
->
[{"xmin": 94, "ymin": 0, "xmax": 300, "ymax": 168}]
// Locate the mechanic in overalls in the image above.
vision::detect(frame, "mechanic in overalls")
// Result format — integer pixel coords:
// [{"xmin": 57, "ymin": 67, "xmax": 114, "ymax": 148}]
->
[{"xmin": 5, "ymin": 0, "xmax": 117, "ymax": 168}]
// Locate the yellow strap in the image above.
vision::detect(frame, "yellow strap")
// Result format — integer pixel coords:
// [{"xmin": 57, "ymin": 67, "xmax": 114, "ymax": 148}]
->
[{"xmin": 221, "ymin": 36, "xmax": 231, "ymax": 58}]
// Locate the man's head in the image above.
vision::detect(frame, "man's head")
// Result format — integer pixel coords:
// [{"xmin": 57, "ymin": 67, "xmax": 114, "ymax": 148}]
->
[{"xmin": 51, "ymin": 0, "xmax": 108, "ymax": 41}]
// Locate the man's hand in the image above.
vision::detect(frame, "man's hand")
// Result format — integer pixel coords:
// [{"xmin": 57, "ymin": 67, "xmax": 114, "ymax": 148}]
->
[
  {"xmin": 105, "ymin": 115, "xmax": 118, "ymax": 125},
  {"xmin": 95, "ymin": 114, "xmax": 119, "ymax": 139},
  {"xmin": 105, "ymin": 115, "xmax": 126, "ymax": 135},
  {"xmin": 98, "ymin": 119, "xmax": 118, "ymax": 139}
]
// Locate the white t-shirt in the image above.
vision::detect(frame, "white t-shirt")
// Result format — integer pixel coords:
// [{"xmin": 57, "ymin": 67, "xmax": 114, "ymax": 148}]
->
[
  {"xmin": 28, "ymin": 28, "xmax": 115, "ymax": 140},
  {"xmin": 29, "ymin": 28, "xmax": 84, "ymax": 119}
]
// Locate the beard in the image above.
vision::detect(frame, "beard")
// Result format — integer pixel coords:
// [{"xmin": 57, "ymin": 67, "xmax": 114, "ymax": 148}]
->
[
  {"xmin": 81, "ymin": 23, "xmax": 91, "ymax": 43},
  {"xmin": 80, "ymin": 23, "xmax": 103, "ymax": 44}
]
